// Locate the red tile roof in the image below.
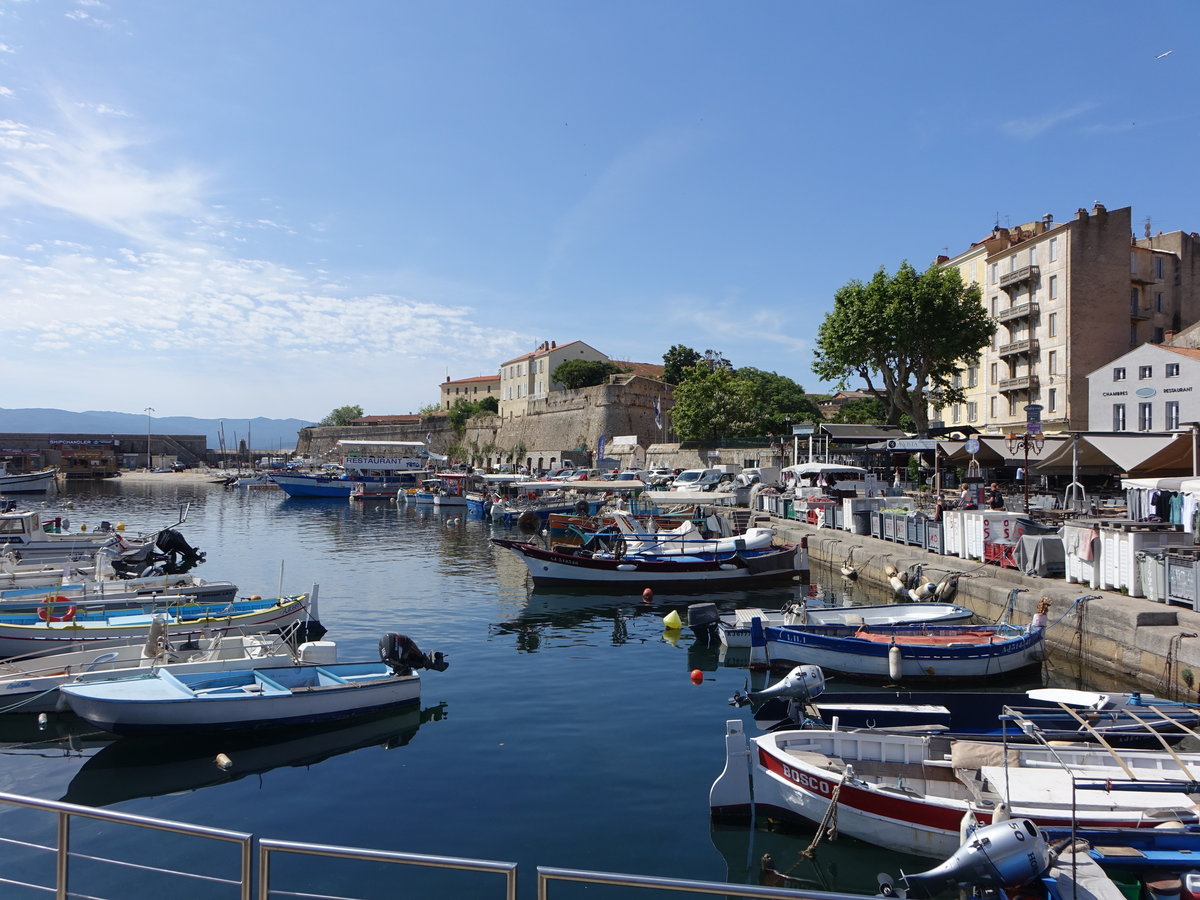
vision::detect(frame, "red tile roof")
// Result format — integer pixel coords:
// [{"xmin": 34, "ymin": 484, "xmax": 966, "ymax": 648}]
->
[
  {"xmin": 442, "ymin": 374, "xmax": 499, "ymax": 386},
  {"xmin": 1162, "ymin": 345, "xmax": 1200, "ymax": 361},
  {"xmin": 611, "ymin": 360, "xmax": 665, "ymax": 380},
  {"xmin": 500, "ymin": 340, "xmax": 586, "ymax": 365}
]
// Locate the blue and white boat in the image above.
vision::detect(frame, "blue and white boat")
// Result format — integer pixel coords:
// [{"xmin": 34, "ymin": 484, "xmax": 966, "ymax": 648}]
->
[
  {"xmin": 761, "ymin": 620, "xmax": 1046, "ymax": 682},
  {"xmin": 272, "ymin": 440, "xmax": 428, "ymax": 498},
  {"xmin": 60, "ymin": 633, "xmax": 448, "ymax": 734}
]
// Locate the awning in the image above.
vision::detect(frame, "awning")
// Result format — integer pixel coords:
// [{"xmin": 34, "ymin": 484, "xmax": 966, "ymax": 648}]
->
[
  {"xmin": 1035, "ymin": 434, "xmax": 1178, "ymax": 473},
  {"xmin": 782, "ymin": 463, "xmax": 867, "ymax": 476},
  {"xmin": 979, "ymin": 436, "xmax": 1069, "ymax": 466}
]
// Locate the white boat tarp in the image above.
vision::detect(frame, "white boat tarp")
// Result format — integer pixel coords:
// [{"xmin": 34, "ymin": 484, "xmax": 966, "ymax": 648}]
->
[
  {"xmin": 643, "ymin": 490, "xmax": 738, "ymax": 505},
  {"xmin": 782, "ymin": 463, "xmax": 867, "ymax": 476}
]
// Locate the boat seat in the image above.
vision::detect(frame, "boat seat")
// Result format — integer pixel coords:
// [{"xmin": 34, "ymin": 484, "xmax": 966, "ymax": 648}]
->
[
  {"xmin": 784, "ymin": 749, "xmax": 846, "ymax": 773},
  {"xmin": 733, "ymin": 609, "xmax": 768, "ymax": 625}
]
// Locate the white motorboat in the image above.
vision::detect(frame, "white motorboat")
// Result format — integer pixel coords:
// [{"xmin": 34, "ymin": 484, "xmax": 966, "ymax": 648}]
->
[
  {"xmin": 0, "ymin": 622, "xmax": 316, "ymax": 713},
  {"xmin": 61, "ymin": 632, "xmax": 448, "ymax": 734},
  {"xmin": 710, "ymin": 719, "xmax": 1200, "ymax": 859},
  {"xmin": 0, "ymin": 468, "xmax": 59, "ymax": 494}
]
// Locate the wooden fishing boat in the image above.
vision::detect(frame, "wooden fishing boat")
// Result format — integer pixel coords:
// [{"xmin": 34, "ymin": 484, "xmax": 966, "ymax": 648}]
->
[
  {"xmin": 60, "ymin": 632, "xmax": 448, "ymax": 734},
  {"xmin": 716, "ymin": 602, "xmax": 975, "ymax": 649},
  {"xmin": 709, "ymin": 719, "xmax": 1200, "ymax": 859},
  {"xmin": 761, "ymin": 621, "xmax": 1046, "ymax": 682},
  {"xmin": 491, "ymin": 538, "xmax": 801, "ymax": 590},
  {"xmin": 0, "ymin": 623, "xmax": 316, "ymax": 713},
  {"xmin": 0, "ymin": 591, "xmax": 319, "ymax": 658}
]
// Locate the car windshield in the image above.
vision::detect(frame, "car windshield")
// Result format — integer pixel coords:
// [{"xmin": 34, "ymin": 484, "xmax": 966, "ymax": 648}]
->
[{"xmin": 675, "ymin": 472, "xmax": 701, "ymax": 483}]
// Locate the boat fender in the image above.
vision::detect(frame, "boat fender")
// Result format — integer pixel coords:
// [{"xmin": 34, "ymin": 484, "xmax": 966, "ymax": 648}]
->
[
  {"xmin": 38, "ymin": 604, "xmax": 76, "ymax": 622},
  {"xmin": 887, "ymin": 643, "xmax": 902, "ymax": 681}
]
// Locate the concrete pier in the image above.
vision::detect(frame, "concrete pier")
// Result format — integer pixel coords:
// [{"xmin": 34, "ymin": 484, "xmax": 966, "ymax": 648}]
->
[{"xmin": 766, "ymin": 516, "xmax": 1200, "ymax": 697}]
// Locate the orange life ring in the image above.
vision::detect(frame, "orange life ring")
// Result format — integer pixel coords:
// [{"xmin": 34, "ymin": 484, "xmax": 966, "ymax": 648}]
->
[{"xmin": 38, "ymin": 603, "xmax": 77, "ymax": 622}]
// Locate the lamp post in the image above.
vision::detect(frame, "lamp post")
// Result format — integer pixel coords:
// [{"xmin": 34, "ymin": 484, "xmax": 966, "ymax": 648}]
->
[
  {"xmin": 1005, "ymin": 430, "xmax": 1044, "ymax": 514},
  {"xmin": 144, "ymin": 407, "xmax": 154, "ymax": 470}
]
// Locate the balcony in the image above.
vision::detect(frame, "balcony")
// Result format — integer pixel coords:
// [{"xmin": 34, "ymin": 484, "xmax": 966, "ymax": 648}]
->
[
  {"xmin": 999, "ymin": 265, "xmax": 1039, "ymax": 290},
  {"xmin": 996, "ymin": 301, "xmax": 1039, "ymax": 323},
  {"xmin": 998, "ymin": 375, "xmax": 1039, "ymax": 393},
  {"xmin": 998, "ymin": 338, "xmax": 1038, "ymax": 358},
  {"xmin": 1129, "ymin": 305, "xmax": 1151, "ymax": 321}
]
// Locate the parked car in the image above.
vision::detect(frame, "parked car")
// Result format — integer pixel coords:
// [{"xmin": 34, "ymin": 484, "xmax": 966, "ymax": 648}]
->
[{"xmin": 669, "ymin": 468, "xmax": 724, "ymax": 491}]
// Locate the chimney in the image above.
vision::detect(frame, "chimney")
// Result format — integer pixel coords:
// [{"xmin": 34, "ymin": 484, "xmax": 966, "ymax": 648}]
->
[
  {"xmin": 1165, "ymin": 330, "xmax": 1178, "ymax": 343},
  {"xmin": 1043, "ymin": 213, "xmax": 1053, "ymax": 227},
  {"xmin": 1075, "ymin": 207, "xmax": 1089, "ymax": 220},
  {"xmin": 551, "ymin": 340, "xmax": 556, "ymax": 349},
  {"xmin": 936, "ymin": 254, "xmax": 950, "ymax": 265},
  {"xmin": 1093, "ymin": 202, "xmax": 1107, "ymax": 216}
]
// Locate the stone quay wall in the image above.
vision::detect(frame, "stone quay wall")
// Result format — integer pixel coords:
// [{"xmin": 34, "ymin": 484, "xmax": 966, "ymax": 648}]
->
[{"xmin": 765, "ymin": 516, "xmax": 1200, "ymax": 698}]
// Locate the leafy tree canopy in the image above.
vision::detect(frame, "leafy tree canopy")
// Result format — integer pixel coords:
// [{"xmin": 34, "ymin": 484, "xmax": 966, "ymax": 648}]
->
[
  {"xmin": 447, "ymin": 397, "xmax": 497, "ymax": 432},
  {"xmin": 319, "ymin": 405, "xmax": 364, "ymax": 427},
  {"xmin": 551, "ymin": 359, "xmax": 624, "ymax": 390},
  {"xmin": 812, "ymin": 261, "xmax": 995, "ymax": 433},
  {"xmin": 831, "ymin": 396, "xmax": 887, "ymax": 425},
  {"xmin": 671, "ymin": 361, "xmax": 821, "ymax": 441},
  {"xmin": 662, "ymin": 344, "xmax": 702, "ymax": 385}
]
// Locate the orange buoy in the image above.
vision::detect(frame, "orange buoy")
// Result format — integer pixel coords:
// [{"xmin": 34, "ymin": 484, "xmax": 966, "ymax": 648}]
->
[
  {"xmin": 690, "ymin": 669, "xmax": 703, "ymax": 684},
  {"xmin": 641, "ymin": 588, "xmax": 653, "ymax": 603}
]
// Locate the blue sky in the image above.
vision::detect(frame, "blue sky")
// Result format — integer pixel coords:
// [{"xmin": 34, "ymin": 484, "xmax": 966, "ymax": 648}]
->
[{"xmin": 2, "ymin": 1, "xmax": 1197, "ymax": 421}]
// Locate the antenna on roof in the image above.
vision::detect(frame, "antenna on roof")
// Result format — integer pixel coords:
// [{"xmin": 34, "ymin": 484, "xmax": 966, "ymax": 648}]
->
[
  {"xmin": 1144, "ymin": 217, "xmax": 1152, "ymax": 239},
  {"xmin": 994, "ymin": 211, "xmax": 1000, "ymax": 229}
]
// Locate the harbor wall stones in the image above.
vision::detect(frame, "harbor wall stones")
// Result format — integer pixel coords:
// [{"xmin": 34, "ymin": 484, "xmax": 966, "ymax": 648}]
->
[{"xmin": 771, "ymin": 519, "xmax": 1200, "ymax": 698}]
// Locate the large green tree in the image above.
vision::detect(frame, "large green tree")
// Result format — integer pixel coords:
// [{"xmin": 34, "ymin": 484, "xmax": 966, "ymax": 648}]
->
[
  {"xmin": 832, "ymin": 396, "xmax": 887, "ymax": 425},
  {"xmin": 662, "ymin": 344, "xmax": 702, "ymax": 384},
  {"xmin": 551, "ymin": 359, "xmax": 624, "ymax": 389},
  {"xmin": 670, "ymin": 361, "xmax": 821, "ymax": 441},
  {"xmin": 319, "ymin": 405, "xmax": 364, "ymax": 426},
  {"xmin": 670, "ymin": 364, "xmax": 759, "ymax": 441},
  {"xmin": 736, "ymin": 367, "xmax": 823, "ymax": 433},
  {"xmin": 813, "ymin": 261, "xmax": 995, "ymax": 433}
]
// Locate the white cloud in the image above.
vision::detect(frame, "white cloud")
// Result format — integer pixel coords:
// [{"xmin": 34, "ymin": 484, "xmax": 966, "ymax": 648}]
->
[
  {"xmin": 0, "ymin": 86, "xmax": 13, "ymax": 98},
  {"xmin": 1000, "ymin": 102, "xmax": 1100, "ymax": 140}
]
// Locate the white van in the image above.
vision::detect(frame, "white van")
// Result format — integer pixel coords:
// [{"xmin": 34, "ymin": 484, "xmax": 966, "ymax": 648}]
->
[{"xmin": 670, "ymin": 468, "xmax": 724, "ymax": 491}]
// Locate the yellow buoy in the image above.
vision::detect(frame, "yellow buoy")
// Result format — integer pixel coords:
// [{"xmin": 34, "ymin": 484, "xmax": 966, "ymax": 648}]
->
[
  {"xmin": 116, "ymin": 522, "xmax": 125, "ymax": 531},
  {"xmin": 662, "ymin": 609, "xmax": 683, "ymax": 630}
]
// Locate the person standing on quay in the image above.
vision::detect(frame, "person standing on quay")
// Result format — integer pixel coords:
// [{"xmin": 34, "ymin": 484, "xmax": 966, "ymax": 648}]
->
[{"xmin": 987, "ymin": 482, "xmax": 1005, "ymax": 510}]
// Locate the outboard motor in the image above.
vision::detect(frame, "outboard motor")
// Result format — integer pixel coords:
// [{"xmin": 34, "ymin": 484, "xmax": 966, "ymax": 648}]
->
[
  {"xmin": 155, "ymin": 528, "xmax": 206, "ymax": 568},
  {"xmin": 893, "ymin": 818, "xmax": 1051, "ymax": 899},
  {"xmin": 731, "ymin": 664, "xmax": 826, "ymax": 708},
  {"xmin": 686, "ymin": 602, "xmax": 720, "ymax": 646},
  {"xmin": 378, "ymin": 633, "xmax": 449, "ymax": 676}
]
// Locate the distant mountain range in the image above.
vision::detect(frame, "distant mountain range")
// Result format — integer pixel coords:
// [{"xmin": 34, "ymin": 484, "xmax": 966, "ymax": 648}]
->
[{"xmin": 0, "ymin": 409, "xmax": 313, "ymax": 450}]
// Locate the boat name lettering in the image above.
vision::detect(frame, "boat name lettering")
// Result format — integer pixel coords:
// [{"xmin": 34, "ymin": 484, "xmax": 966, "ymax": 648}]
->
[
  {"xmin": 781, "ymin": 763, "xmax": 831, "ymax": 796},
  {"xmin": 1163, "ymin": 386, "xmax": 1193, "ymax": 393},
  {"xmin": 1102, "ymin": 391, "xmax": 1127, "ymax": 397},
  {"xmin": 5, "ymin": 681, "xmax": 32, "ymax": 690}
]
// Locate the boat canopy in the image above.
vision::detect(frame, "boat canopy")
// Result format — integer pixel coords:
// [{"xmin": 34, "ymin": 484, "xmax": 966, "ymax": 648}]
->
[
  {"xmin": 337, "ymin": 440, "xmax": 425, "ymax": 448},
  {"xmin": 783, "ymin": 463, "xmax": 867, "ymax": 476},
  {"xmin": 514, "ymin": 480, "xmax": 647, "ymax": 492}
]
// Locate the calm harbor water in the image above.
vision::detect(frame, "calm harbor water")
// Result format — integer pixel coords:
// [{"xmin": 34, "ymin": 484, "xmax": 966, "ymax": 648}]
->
[{"xmin": 0, "ymin": 479, "xmax": 1101, "ymax": 898}]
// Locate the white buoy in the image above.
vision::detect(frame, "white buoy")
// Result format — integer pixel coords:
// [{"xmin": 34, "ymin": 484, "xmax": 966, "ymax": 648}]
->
[
  {"xmin": 888, "ymin": 643, "xmax": 902, "ymax": 681},
  {"xmin": 959, "ymin": 809, "xmax": 978, "ymax": 844},
  {"xmin": 215, "ymin": 753, "xmax": 233, "ymax": 770}
]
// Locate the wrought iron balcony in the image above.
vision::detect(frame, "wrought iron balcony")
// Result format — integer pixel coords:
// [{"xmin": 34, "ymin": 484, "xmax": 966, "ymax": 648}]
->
[
  {"xmin": 998, "ymin": 338, "xmax": 1038, "ymax": 357},
  {"xmin": 1129, "ymin": 304, "xmax": 1151, "ymax": 321},
  {"xmin": 996, "ymin": 301, "xmax": 1039, "ymax": 323},
  {"xmin": 999, "ymin": 265, "xmax": 1039, "ymax": 290},
  {"xmin": 998, "ymin": 375, "xmax": 1039, "ymax": 393}
]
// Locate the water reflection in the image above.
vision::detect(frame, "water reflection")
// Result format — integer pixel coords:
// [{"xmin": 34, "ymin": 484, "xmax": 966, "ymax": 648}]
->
[{"xmin": 61, "ymin": 702, "xmax": 447, "ymax": 808}]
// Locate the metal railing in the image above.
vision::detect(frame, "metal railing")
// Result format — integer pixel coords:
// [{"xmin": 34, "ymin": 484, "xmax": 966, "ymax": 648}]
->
[
  {"xmin": 0, "ymin": 790, "xmax": 863, "ymax": 900},
  {"xmin": 258, "ymin": 838, "xmax": 518, "ymax": 900},
  {"xmin": 0, "ymin": 791, "xmax": 253, "ymax": 900}
]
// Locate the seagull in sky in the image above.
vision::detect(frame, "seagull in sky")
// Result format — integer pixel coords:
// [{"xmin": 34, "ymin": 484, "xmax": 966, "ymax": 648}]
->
[{"xmin": 1155, "ymin": 50, "xmax": 1174, "ymax": 59}]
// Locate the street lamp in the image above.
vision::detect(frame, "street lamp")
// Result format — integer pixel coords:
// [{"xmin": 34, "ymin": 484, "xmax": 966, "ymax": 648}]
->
[
  {"xmin": 1005, "ymin": 430, "xmax": 1044, "ymax": 514},
  {"xmin": 145, "ymin": 407, "xmax": 154, "ymax": 470}
]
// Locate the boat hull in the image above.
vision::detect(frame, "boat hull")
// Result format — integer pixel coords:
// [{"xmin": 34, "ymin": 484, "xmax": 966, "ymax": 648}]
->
[
  {"xmin": 709, "ymin": 722, "xmax": 1200, "ymax": 860},
  {"xmin": 492, "ymin": 539, "xmax": 800, "ymax": 590},
  {"xmin": 0, "ymin": 595, "xmax": 314, "ymax": 657},
  {"xmin": 62, "ymin": 663, "xmax": 422, "ymax": 734},
  {"xmin": 0, "ymin": 469, "xmax": 58, "ymax": 494},
  {"xmin": 718, "ymin": 603, "xmax": 975, "ymax": 649},
  {"xmin": 763, "ymin": 623, "xmax": 1045, "ymax": 681}
]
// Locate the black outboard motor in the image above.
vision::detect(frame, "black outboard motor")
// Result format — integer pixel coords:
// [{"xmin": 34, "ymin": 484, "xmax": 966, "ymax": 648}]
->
[
  {"xmin": 155, "ymin": 528, "xmax": 206, "ymax": 567},
  {"xmin": 379, "ymin": 633, "xmax": 449, "ymax": 676}
]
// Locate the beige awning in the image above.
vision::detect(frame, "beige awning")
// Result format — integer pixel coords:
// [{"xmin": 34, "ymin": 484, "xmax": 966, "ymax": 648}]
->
[{"xmin": 1035, "ymin": 434, "xmax": 1179, "ymax": 473}]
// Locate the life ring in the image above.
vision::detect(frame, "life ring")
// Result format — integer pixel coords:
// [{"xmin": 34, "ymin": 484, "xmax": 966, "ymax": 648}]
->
[
  {"xmin": 806, "ymin": 509, "xmax": 818, "ymax": 525},
  {"xmin": 38, "ymin": 604, "xmax": 77, "ymax": 622},
  {"xmin": 528, "ymin": 492, "xmax": 538, "ymax": 501}
]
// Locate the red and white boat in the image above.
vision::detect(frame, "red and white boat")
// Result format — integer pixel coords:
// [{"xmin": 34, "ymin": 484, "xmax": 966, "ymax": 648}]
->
[{"xmin": 709, "ymin": 719, "xmax": 1200, "ymax": 860}]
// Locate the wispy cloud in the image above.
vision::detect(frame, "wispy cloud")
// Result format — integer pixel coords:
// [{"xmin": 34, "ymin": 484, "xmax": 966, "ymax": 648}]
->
[{"xmin": 1000, "ymin": 101, "xmax": 1100, "ymax": 140}]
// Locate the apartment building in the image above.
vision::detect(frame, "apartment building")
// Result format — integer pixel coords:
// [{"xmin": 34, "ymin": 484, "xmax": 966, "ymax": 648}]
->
[
  {"xmin": 937, "ymin": 204, "xmax": 1200, "ymax": 433},
  {"xmin": 439, "ymin": 374, "xmax": 501, "ymax": 410},
  {"xmin": 498, "ymin": 340, "xmax": 608, "ymax": 418},
  {"xmin": 1087, "ymin": 344, "xmax": 1200, "ymax": 433}
]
